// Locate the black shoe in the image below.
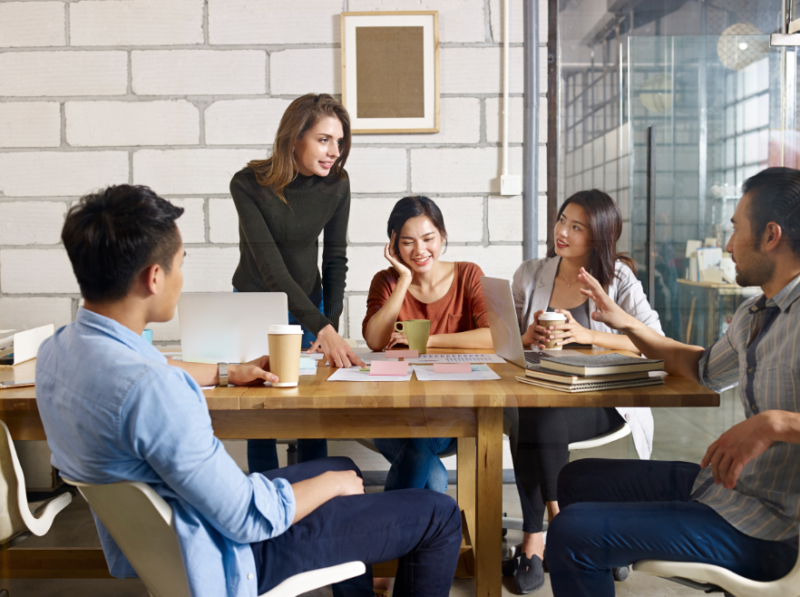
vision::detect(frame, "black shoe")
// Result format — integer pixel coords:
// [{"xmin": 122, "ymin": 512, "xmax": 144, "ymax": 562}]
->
[
  {"xmin": 502, "ymin": 556, "xmax": 518, "ymax": 577},
  {"xmin": 514, "ymin": 553, "xmax": 545, "ymax": 594}
]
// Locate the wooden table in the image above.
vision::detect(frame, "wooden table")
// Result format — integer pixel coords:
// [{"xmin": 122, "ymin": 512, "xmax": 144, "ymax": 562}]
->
[{"xmin": 0, "ymin": 351, "xmax": 719, "ymax": 597}]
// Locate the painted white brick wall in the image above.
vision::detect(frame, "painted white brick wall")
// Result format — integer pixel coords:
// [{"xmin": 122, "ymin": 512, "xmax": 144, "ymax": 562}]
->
[
  {"xmin": 209, "ymin": 198, "xmax": 240, "ymax": 244},
  {"xmin": 66, "ymin": 101, "xmax": 200, "ymax": 147},
  {"xmin": 0, "ymin": 51, "xmax": 128, "ymax": 96},
  {"xmin": 485, "ymin": 96, "xmax": 548, "ymax": 145},
  {"xmin": 171, "ymin": 198, "xmax": 207, "ymax": 244},
  {"xmin": 0, "ymin": 202, "xmax": 67, "ymax": 246},
  {"xmin": 0, "ymin": 296, "xmax": 73, "ymax": 334},
  {"xmin": 346, "ymin": 148, "xmax": 407, "ymax": 194},
  {"xmin": 349, "ymin": 0, "xmax": 486, "ymax": 43},
  {"xmin": 132, "ymin": 50, "xmax": 267, "ymax": 95},
  {"xmin": 209, "ymin": 0, "xmax": 342, "ymax": 45},
  {"xmin": 0, "ymin": 2, "xmax": 65, "ymax": 48},
  {"xmin": 0, "ymin": 102, "xmax": 61, "ymax": 148},
  {"xmin": 0, "ymin": 1, "xmax": 551, "ymax": 344},
  {"xmin": 270, "ymin": 49, "xmax": 341, "ymax": 96},
  {"xmin": 133, "ymin": 149, "xmax": 255, "ymax": 195},
  {"xmin": 0, "ymin": 249, "xmax": 80, "ymax": 294},
  {"xmin": 70, "ymin": 0, "xmax": 204, "ymax": 47},
  {"xmin": 205, "ymin": 99, "xmax": 292, "ymax": 146},
  {"xmin": 0, "ymin": 152, "xmax": 129, "ymax": 197}
]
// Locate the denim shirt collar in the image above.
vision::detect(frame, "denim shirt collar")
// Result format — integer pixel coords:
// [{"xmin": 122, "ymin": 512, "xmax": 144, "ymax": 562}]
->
[{"xmin": 75, "ymin": 307, "xmax": 167, "ymax": 364}]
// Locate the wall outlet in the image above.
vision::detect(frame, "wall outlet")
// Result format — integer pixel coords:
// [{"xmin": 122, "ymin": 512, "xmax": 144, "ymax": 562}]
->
[{"xmin": 500, "ymin": 174, "xmax": 522, "ymax": 196}]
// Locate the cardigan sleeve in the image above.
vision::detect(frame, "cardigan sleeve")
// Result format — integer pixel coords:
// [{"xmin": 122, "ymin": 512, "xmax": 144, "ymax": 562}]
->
[
  {"xmin": 613, "ymin": 263, "xmax": 664, "ymax": 336},
  {"xmin": 321, "ymin": 177, "xmax": 350, "ymax": 332}
]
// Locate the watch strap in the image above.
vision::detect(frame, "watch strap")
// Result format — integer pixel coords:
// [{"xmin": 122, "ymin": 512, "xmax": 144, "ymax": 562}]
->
[{"xmin": 217, "ymin": 363, "xmax": 229, "ymax": 387}]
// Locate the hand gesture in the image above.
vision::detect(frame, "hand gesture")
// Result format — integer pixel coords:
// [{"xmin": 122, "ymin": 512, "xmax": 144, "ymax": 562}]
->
[
  {"xmin": 701, "ymin": 413, "xmax": 775, "ymax": 490},
  {"xmin": 229, "ymin": 356, "xmax": 279, "ymax": 385},
  {"xmin": 551, "ymin": 309, "xmax": 595, "ymax": 346},
  {"xmin": 308, "ymin": 324, "xmax": 366, "ymax": 369},
  {"xmin": 521, "ymin": 310, "xmax": 548, "ymax": 349},
  {"xmin": 386, "ymin": 331, "xmax": 408, "ymax": 350},
  {"xmin": 578, "ymin": 268, "xmax": 635, "ymax": 331},
  {"xmin": 384, "ymin": 232, "xmax": 413, "ymax": 280}
]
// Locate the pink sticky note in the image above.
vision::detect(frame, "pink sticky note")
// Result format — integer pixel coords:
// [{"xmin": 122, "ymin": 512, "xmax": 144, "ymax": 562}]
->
[
  {"xmin": 433, "ymin": 363, "xmax": 472, "ymax": 374},
  {"xmin": 385, "ymin": 349, "xmax": 419, "ymax": 359},
  {"xmin": 369, "ymin": 361, "xmax": 409, "ymax": 376}
]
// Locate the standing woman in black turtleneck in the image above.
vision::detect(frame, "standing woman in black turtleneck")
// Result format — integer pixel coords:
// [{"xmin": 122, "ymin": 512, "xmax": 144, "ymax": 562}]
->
[{"xmin": 230, "ymin": 93, "xmax": 365, "ymax": 473}]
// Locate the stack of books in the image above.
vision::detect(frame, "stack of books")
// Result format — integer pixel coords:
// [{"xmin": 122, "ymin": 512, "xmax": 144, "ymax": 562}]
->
[{"xmin": 516, "ymin": 353, "xmax": 666, "ymax": 393}]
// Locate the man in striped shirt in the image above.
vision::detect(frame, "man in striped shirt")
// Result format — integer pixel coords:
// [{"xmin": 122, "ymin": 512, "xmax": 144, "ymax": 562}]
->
[{"xmin": 546, "ymin": 167, "xmax": 800, "ymax": 597}]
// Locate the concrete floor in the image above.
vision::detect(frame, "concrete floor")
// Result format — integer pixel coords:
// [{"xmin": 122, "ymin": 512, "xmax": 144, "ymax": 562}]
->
[{"xmin": 2, "ymin": 388, "xmax": 745, "ymax": 596}]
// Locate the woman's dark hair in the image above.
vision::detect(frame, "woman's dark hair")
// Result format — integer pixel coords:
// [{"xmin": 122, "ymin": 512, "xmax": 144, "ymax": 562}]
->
[
  {"xmin": 61, "ymin": 185, "xmax": 184, "ymax": 303},
  {"xmin": 546, "ymin": 189, "xmax": 636, "ymax": 291},
  {"xmin": 387, "ymin": 196, "xmax": 447, "ymax": 262},
  {"xmin": 742, "ymin": 167, "xmax": 800, "ymax": 257},
  {"xmin": 247, "ymin": 93, "xmax": 351, "ymax": 204}
]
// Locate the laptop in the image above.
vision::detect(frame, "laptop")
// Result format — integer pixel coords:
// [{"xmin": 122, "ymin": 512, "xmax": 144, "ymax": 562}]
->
[
  {"xmin": 178, "ymin": 292, "xmax": 288, "ymax": 364},
  {"xmin": 480, "ymin": 276, "xmax": 548, "ymax": 369}
]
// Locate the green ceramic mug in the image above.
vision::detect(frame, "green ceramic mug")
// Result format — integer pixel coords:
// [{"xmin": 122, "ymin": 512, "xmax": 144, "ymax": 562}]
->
[{"xmin": 394, "ymin": 319, "xmax": 431, "ymax": 354}]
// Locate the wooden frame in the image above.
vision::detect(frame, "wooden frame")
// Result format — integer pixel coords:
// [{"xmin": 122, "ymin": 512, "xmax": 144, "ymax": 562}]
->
[{"xmin": 341, "ymin": 11, "xmax": 440, "ymax": 134}]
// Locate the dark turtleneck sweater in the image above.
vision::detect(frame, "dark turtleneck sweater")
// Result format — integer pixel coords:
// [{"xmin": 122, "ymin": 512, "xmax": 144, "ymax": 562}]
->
[{"xmin": 230, "ymin": 167, "xmax": 350, "ymax": 336}]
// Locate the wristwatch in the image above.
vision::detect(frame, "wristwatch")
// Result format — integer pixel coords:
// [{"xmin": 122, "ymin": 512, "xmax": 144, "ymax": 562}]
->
[{"xmin": 217, "ymin": 363, "xmax": 229, "ymax": 387}]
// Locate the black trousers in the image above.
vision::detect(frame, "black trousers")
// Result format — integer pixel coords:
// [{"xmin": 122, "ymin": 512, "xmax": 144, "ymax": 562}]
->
[{"xmin": 510, "ymin": 407, "xmax": 624, "ymax": 533}]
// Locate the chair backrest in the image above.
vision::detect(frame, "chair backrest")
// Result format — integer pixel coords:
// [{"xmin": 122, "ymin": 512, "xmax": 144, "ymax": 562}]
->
[
  {"xmin": 63, "ymin": 478, "xmax": 191, "ymax": 597},
  {"xmin": 0, "ymin": 420, "xmax": 28, "ymax": 544},
  {"xmin": 568, "ymin": 422, "xmax": 631, "ymax": 452}
]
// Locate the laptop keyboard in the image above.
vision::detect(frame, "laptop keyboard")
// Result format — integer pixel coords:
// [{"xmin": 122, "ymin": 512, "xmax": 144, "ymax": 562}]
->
[{"xmin": 524, "ymin": 350, "xmax": 544, "ymax": 367}]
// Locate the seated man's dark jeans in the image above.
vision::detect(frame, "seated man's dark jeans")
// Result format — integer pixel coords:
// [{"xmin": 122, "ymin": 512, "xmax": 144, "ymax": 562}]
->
[
  {"xmin": 252, "ymin": 457, "xmax": 462, "ymax": 597},
  {"xmin": 547, "ymin": 459, "xmax": 798, "ymax": 597}
]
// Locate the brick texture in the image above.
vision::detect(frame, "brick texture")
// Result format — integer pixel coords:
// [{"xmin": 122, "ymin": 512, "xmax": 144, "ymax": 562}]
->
[
  {"xmin": 270, "ymin": 49, "xmax": 340, "ymax": 96},
  {"xmin": 205, "ymin": 99, "xmax": 292, "ymax": 146},
  {"xmin": 0, "ymin": 2, "xmax": 65, "ymax": 48},
  {"xmin": 0, "ymin": 249, "xmax": 80, "ymax": 294},
  {"xmin": 0, "ymin": 152, "xmax": 129, "ymax": 197},
  {"xmin": 133, "ymin": 149, "xmax": 255, "ymax": 195},
  {"xmin": 349, "ymin": 0, "xmax": 486, "ymax": 43},
  {"xmin": 0, "ymin": 52, "xmax": 128, "ymax": 96},
  {"xmin": 0, "ymin": 102, "xmax": 61, "ymax": 148},
  {"xmin": 0, "ymin": 202, "xmax": 67, "ymax": 245},
  {"xmin": 70, "ymin": 0, "xmax": 204, "ymax": 46}
]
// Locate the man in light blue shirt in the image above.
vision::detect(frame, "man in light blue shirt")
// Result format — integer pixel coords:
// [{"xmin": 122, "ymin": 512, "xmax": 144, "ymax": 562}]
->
[{"xmin": 36, "ymin": 184, "xmax": 462, "ymax": 597}]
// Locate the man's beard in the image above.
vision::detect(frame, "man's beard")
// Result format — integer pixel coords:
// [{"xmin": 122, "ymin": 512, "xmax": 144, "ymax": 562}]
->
[{"xmin": 735, "ymin": 249, "xmax": 774, "ymax": 288}]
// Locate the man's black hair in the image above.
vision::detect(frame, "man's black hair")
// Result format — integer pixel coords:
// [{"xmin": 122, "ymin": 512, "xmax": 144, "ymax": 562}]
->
[
  {"xmin": 742, "ymin": 167, "xmax": 800, "ymax": 257},
  {"xmin": 61, "ymin": 185, "xmax": 184, "ymax": 303}
]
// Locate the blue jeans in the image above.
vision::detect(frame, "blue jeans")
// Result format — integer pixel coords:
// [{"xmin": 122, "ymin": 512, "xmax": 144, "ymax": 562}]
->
[
  {"xmin": 251, "ymin": 457, "xmax": 462, "ymax": 597},
  {"xmin": 547, "ymin": 459, "xmax": 799, "ymax": 597},
  {"xmin": 373, "ymin": 438, "xmax": 457, "ymax": 493},
  {"xmin": 233, "ymin": 287, "xmax": 327, "ymax": 472}
]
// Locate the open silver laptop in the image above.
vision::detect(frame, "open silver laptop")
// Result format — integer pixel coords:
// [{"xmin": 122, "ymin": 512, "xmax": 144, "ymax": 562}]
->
[
  {"xmin": 178, "ymin": 292, "xmax": 288, "ymax": 363},
  {"xmin": 480, "ymin": 276, "xmax": 546, "ymax": 369}
]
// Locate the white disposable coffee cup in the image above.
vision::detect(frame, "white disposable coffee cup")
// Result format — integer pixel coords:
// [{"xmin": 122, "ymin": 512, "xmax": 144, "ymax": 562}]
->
[
  {"xmin": 538, "ymin": 312, "xmax": 567, "ymax": 350},
  {"xmin": 268, "ymin": 325, "xmax": 303, "ymax": 387}
]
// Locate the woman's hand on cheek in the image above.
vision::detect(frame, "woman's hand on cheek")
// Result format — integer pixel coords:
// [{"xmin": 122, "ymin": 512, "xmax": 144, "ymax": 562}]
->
[{"xmin": 384, "ymin": 232, "xmax": 413, "ymax": 281}]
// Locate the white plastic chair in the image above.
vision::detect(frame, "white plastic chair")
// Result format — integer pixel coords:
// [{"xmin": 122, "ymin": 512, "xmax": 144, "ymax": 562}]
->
[
  {"xmin": 633, "ymin": 528, "xmax": 800, "ymax": 597},
  {"xmin": 0, "ymin": 419, "xmax": 72, "ymax": 549},
  {"xmin": 61, "ymin": 477, "xmax": 365, "ymax": 597}
]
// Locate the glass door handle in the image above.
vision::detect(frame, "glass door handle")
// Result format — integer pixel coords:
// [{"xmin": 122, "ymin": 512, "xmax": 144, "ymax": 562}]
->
[{"xmin": 770, "ymin": 33, "xmax": 800, "ymax": 47}]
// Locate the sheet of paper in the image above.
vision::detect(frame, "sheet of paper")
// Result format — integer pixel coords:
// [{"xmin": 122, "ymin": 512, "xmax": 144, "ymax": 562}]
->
[
  {"xmin": 354, "ymin": 352, "xmax": 396, "ymax": 364},
  {"xmin": 299, "ymin": 357, "xmax": 318, "ymax": 376},
  {"xmin": 385, "ymin": 349, "xmax": 419, "ymax": 358},
  {"xmin": 327, "ymin": 367, "xmax": 412, "ymax": 382},
  {"xmin": 300, "ymin": 352, "xmax": 325, "ymax": 360},
  {"xmin": 433, "ymin": 362, "xmax": 471, "ymax": 374},
  {"xmin": 405, "ymin": 353, "xmax": 507, "ymax": 364},
  {"xmin": 13, "ymin": 324, "xmax": 54, "ymax": 365},
  {"xmin": 412, "ymin": 365, "xmax": 501, "ymax": 382},
  {"xmin": 369, "ymin": 361, "xmax": 409, "ymax": 376}
]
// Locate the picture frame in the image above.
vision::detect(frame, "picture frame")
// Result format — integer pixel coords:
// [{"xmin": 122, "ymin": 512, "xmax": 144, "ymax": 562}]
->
[{"xmin": 341, "ymin": 11, "xmax": 440, "ymax": 134}]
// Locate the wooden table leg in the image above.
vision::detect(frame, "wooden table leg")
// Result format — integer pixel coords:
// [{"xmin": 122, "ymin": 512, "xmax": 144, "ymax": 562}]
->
[
  {"xmin": 475, "ymin": 408, "xmax": 503, "ymax": 597},
  {"xmin": 457, "ymin": 436, "xmax": 476, "ymax": 535}
]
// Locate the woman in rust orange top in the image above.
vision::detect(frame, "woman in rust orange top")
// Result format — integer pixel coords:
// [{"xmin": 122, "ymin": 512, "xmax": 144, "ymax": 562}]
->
[{"xmin": 362, "ymin": 196, "xmax": 492, "ymax": 494}]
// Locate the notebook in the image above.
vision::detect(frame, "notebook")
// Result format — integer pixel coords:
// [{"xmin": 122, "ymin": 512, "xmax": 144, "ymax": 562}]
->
[
  {"xmin": 524, "ymin": 362, "xmax": 650, "ymax": 385},
  {"xmin": 516, "ymin": 375, "xmax": 665, "ymax": 393},
  {"xmin": 538, "ymin": 354, "xmax": 664, "ymax": 377}
]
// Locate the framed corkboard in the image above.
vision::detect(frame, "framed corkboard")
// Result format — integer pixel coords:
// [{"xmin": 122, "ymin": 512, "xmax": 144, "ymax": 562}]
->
[{"xmin": 341, "ymin": 11, "xmax": 439, "ymax": 134}]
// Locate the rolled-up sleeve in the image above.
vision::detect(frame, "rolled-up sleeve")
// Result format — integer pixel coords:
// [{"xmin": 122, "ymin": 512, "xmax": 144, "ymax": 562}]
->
[
  {"xmin": 122, "ymin": 368, "xmax": 296, "ymax": 544},
  {"xmin": 697, "ymin": 326, "xmax": 740, "ymax": 393}
]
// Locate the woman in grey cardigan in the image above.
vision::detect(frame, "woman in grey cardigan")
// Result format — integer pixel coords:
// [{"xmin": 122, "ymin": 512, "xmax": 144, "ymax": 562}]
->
[{"xmin": 509, "ymin": 190, "xmax": 663, "ymax": 594}]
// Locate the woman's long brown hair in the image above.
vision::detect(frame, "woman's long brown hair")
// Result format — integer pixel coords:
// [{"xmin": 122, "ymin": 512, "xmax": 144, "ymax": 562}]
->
[
  {"xmin": 546, "ymin": 189, "xmax": 637, "ymax": 291},
  {"xmin": 247, "ymin": 93, "xmax": 351, "ymax": 203}
]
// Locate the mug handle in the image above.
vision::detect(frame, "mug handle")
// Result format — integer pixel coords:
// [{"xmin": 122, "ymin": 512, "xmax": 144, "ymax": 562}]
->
[{"xmin": 394, "ymin": 322, "xmax": 404, "ymax": 332}]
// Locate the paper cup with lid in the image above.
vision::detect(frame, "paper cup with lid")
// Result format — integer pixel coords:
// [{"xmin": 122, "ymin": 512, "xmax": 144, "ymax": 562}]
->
[
  {"xmin": 538, "ymin": 312, "xmax": 567, "ymax": 349},
  {"xmin": 268, "ymin": 325, "xmax": 303, "ymax": 387}
]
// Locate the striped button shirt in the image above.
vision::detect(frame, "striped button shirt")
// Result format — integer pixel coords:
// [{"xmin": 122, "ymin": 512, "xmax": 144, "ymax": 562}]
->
[{"xmin": 692, "ymin": 273, "xmax": 800, "ymax": 543}]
